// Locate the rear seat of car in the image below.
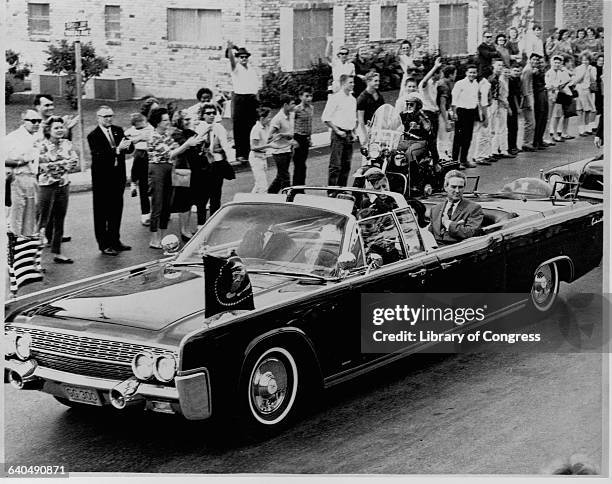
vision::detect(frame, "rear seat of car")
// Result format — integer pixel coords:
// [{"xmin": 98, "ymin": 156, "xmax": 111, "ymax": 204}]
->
[{"xmin": 480, "ymin": 208, "xmax": 519, "ymax": 233}]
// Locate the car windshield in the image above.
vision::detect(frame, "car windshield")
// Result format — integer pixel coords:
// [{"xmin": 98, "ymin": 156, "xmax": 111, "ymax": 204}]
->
[{"xmin": 176, "ymin": 203, "xmax": 348, "ymax": 277}]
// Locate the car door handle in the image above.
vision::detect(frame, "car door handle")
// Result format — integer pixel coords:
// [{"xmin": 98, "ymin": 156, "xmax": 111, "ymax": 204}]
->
[
  {"xmin": 441, "ymin": 259, "xmax": 459, "ymax": 270},
  {"xmin": 409, "ymin": 269, "xmax": 426, "ymax": 278}
]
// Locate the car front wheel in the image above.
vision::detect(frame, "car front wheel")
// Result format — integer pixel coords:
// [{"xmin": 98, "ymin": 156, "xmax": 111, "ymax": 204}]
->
[
  {"xmin": 530, "ymin": 262, "xmax": 559, "ymax": 312},
  {"xmin": 243, "ymin": 346, "xmax": 300, "ymax": 431}
]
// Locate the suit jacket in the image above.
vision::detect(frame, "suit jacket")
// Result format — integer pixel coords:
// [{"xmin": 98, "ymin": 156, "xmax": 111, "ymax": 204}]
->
[
  {"xmin": 87, "ymin": 125, "xmax": 132, "ymax": 187},
  {"xmin": 429, "ymin": 198, "xmax": 484, "ymax": 245}
]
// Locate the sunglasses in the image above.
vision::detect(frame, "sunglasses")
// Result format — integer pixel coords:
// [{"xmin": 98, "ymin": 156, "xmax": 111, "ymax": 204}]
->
[
  {"xmin": 98, "ymin": 114, "xmax": 113, "ymax": 118},
  {"xmin": 203, "ymin": 111, "xmax": 216, "ymax": 115},
  {"xmin": 25, "ymin": 119, "xmax": 43, "ymax": 124},
  {"xmin": 339, "ymin": 52, "xmax": 349, "ymax": 55},
  {"xmin": 406, "ymin": 102, "xmax": 417, "ymax": 106},
  {"xmin": 238, "ymin": 56, "xmax": 249, "ymax": 59},
  {"xmin": 484, "ymin": 35, "xmax": 493, "ymax": 38}
]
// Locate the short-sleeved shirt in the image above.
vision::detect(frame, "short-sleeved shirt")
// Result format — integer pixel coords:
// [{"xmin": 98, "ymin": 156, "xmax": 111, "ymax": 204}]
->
[
  {"xmin": 356, "ymin": 89, "xmax": 385, "ymax": 125},
  {"xmin": 331, "ymin": 58, "xmax": 356, "ymax": 82},
  {"xmin": 293, "ymin": 103, "xmax": 314, "ymax": 136},
  {"xmin": 147, "ymin": 131, "xmax": 178, "ymax": 164},
  {"xmin": 37, "ymin": 138, "xmax": 78, "ymax": 186},
  {"xmin": 436, "ymin": 78, "xmax": 453, "ymax": 110},
  {"xmin": 419, "ymin": 80, "xmax": 439, "ymax": 113},
  {"xmin": 231, "ymin": 63, "xmax": 260, "ymax": 94},
  {"xmin": 249, "ymin": 121, "xmax": 271, "ymax": 158},
  {"xmin": 269, "ymin": 110, "xmax": 294, "ymax": 154}
]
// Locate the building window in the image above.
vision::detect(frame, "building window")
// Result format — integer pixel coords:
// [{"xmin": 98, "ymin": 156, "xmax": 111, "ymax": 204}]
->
[
  {"xmin": 533, "ymin": 0, "xmax": 556, "ymax": 36},
  {"xmin": 380, "ymin": 5, "xmax": 397, "ymax": 39},
  {"xmin": 167, "ymin": 8, "xmax": 222, "ymax": 45},
  {"xmin": 293, "ymin": 8, "xmax": 332, "ymax": 70},
  {"xmin": 439, "ymin": 4, "xmax": 468, "ymax": 55},
  {"xmin": 28, "ymin": 3, "xmax": 50, "ymax": 36},
  {"xmin": 105, "ymin": 6, "xmax": 121, "ymax": 40}
]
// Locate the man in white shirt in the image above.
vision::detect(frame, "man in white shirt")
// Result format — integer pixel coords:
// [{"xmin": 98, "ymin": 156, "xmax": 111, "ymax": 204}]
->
[
  {"xmin": 227, "ymin": 41, "xmax": 260, "ymax": 164},
  {"xmin": 521, "ymin": 24, "xmax": 544, "ymax": 60},
  {"xmin": 5, "ymin": 110, "xmax": 42, "ymax": 236},
  {"xmin": 322, "ymin": 74, "xmax": 357, "ymax": 187},
  {"xmin": 267, "ymin": 94, "xmax": 297, "ymax": 193},
  {"xmin": 325, "ymin": 39, "xmax": 356, "ymax": 93},
  {"xmin": 451, "ymin": 65, "xmax": 480, "ymax": 168}
]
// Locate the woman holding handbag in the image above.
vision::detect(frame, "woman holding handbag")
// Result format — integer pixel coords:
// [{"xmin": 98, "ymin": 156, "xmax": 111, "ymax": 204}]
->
[{"xmin": 574, "ymin": 52, "xmax": 597, "ymax": 136}]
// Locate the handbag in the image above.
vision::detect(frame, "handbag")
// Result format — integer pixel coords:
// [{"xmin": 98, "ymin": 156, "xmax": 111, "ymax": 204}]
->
[
  {"xmin": 171, "ymin": 167, "xmax": 191, "ymax": 187},
  {"xmin": 555, "ymin": 91, "xmax": 572, "ymax": 106}
]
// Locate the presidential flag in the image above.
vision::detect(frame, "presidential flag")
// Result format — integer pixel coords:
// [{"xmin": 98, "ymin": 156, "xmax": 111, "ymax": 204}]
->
[
  {"xmin": 7, "ymin": 232, "xmax": 43, "ymax": 295},
  {"xmin": 204, "ymin": 253, "xmax": 254, "ymax": 318}
]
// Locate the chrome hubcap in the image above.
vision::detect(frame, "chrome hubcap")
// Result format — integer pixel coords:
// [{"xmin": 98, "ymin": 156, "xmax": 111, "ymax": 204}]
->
[
  {"xmin": 533, "ymin": 265, "xmax": 552, "ymax": 303},
  {"xmin": 250, "ymin": 357, "xmax": 288, "ymax": 415}
]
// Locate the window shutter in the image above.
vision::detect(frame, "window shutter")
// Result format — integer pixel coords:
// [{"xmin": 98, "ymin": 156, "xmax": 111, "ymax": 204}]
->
[
  {"xmin": 369, "ymin": 4, "xmax": 381, "ymax": 41},
  {"xmin": 466, "ymin": 2, "xmax": 478, "ymax": 53},
  {"xmin": 428, "ymin": 1, "xmax": 439, "ymax": 52},
  {"xmin": 280, "ymin": 7, "xmax": 294, "ymax": 71},
  {"xmin": 397, "ymin": 3, "xmax": 408, "ymax": 39},
  {"xmin": 333, "ymin": 5, "xmax": 345, "ymax": 50}
]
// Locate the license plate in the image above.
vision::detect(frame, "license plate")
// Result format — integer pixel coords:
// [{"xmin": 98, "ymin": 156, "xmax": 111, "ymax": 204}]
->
[{"xmin": 63, "ymin": 385, "xmax": 102, "ymax": 406}]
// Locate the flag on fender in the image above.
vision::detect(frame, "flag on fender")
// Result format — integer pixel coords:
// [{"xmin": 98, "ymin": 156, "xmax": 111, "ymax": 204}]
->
[
  {"xmin": 203, "ymin": 253, "xmax": 254, "ymax": 318},
  {"xmin": 7, "ymin": 232, "xmax": 43, "ymax": 295}
]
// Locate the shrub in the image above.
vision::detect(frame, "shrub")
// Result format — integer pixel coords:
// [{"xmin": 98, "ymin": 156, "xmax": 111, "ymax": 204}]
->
[{"xmin": 5, "ymin": 50, "xmax": 31, "ymax": 103}]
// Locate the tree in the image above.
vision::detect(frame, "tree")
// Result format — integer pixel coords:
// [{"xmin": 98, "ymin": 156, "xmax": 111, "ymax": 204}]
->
[
  {"xmin": 5, "ymin": 50, "xmax": 32, "ymax": 103},
  {"xmin": 44, "ymin": 39, "xmax": 110, "ymax": 108}
]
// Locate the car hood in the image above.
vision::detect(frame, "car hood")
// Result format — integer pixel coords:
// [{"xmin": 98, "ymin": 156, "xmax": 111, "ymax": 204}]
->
[
  {"xmin": 26, "ymin": 263, "xmax": 323, "ymax": 333},
  {"xmin": 545, "ymin": 155, "xmax": 603, "ymax": 177}
]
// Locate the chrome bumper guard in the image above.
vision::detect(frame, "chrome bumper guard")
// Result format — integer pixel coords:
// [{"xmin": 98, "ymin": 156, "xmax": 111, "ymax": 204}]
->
[
  {"xmin": 175, "ymin": 367, "xmax": 212, "ymax": 420},
  {"xmin": 5, "ymin": 358, "xmax": 178, "ymax": 401}
]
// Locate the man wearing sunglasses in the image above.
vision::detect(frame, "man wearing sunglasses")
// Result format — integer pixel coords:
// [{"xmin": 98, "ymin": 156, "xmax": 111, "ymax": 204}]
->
[
  {"xmin": 477, "ymin": 32, "xmax": 498, "ymax": 77},
  {"xmin": 5, "ymin": 110, "xmax": 43, "ymax": 236}
]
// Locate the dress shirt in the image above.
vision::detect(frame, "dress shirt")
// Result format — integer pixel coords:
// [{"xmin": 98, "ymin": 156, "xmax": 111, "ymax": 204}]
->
[
  {"xmin": 269, "ymin": 110, "xmax": 295, "ymax": 154},
  {"xmin": 4, "ymin": 126, "xmax": 39, "ymax": 175},
  {"xmin": 294, "ymin": 103, "xmax": 314, "ymax": 136},
  {"xmin": 521, "ymin": 34, "xmax": 544, "ymax": 57},
  {"xmin": 331, "ymin": 58, "xmax": 356, "ymax": 82},
  {"xmin": 451, "ymin": 77, "xmax": 479, "ymax": 109},
  {"xmin": 321, "ymin": 91, "xmax": 357, "ymax": 131},
  {"xmin": 231, "ymin": 63, "xmax": 260, "ymax": 94},
  {"xmin": 249, "ymin": 121, "xmax": 271, "ymax": 159}
]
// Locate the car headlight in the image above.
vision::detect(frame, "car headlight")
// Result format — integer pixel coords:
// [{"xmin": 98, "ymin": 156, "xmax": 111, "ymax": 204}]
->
[
  {"xmin": 131, "ymin": 352, "xmax": 155, "ymax": 380},
  {"xmin": 15, "ymin": 333, "xmax": 32, "ymax": 360},
  {"xmin": 5, "ymin": 330, "xmax": 18, "ymax": 357},
  {"xmin": 154, "ymin": 354, "xmax": 178, "ymax": 383},
  {"xmin": 369, "ymin": 143, "xmax": 381, "ymax": 159}
]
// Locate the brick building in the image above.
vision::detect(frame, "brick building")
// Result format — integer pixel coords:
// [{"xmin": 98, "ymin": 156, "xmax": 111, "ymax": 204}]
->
[{"xmin": 5, "ymin": 0, "xmax": 604, "ymax": 99}]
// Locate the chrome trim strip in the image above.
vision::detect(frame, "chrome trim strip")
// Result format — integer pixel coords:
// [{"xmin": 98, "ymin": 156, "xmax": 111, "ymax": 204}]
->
[
  {"xmin": 536, "ymin": 256, "xmax": 575, "ymax": 281},
  {"xmin": 31, "ymin": 348, "xmax": 134, "ymax": 366},
  {"xmin": 6, "ymin": 322, "xmax": 179, "ymax": 354},
  {"xmin": 5, "ymin": 359, "xmax": 178, "ymax": 399}
]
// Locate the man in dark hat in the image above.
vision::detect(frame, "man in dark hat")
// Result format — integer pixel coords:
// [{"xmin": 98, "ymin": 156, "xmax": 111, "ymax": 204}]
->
[{"xmin": 227, "ymin": 41, "xmax": 260, "ymax": 164}]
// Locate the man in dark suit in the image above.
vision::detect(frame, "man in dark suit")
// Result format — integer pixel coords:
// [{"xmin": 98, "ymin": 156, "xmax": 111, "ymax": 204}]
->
[
  {"xmin": 87, "ymin": 105, "xmax": 133, "ymax": 255},
  {"xmin": 429, "ymin": 170, "xmax": 483, "ymax": 245}
]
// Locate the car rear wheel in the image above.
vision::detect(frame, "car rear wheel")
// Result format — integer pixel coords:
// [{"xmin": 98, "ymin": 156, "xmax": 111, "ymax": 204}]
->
[
  {"xmin": 530, "ymin": 262, "xmax": 559, "ymax": 312},
  {"xmin": 242, "ymin": 346, "xmax": 300, "ymax": 431}
]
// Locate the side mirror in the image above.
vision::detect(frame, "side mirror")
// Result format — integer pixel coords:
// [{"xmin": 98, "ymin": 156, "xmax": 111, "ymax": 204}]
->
[
  {"xmin": 337, "ymin": 252, "xmax": 356, "ymax": 270},
  {"xmin": 161, "ymin": 234, "xmax": 180, "ymax": 255}
]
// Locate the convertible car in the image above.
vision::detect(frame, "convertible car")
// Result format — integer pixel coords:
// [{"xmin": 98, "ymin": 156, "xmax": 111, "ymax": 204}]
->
[
  {"xmin": 544, "ymin": 154, "xmax": 604, "ymax": 201},
  {"xmin": 4, "ymin": 182, "xmax": 603, "ymax": 431}
]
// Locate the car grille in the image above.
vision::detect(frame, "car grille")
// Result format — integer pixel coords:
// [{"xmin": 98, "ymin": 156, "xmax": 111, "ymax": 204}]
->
[{"xmin": 6, "ymin": 325, "xmax": 177, "ymax": 384}]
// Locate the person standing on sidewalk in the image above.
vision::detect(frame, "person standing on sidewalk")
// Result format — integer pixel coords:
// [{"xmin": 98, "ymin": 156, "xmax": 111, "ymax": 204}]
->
[
  {"xmin": 545, "ymin": 55, "xmax": 573, "ymax": 142},
  {"xmin": 477, "ymin": 32, "xmax": 498, "ymax": 76},
  {"xmin": 125, "ymin": 113, "xmax": 153, "ymax": 226},
  {"xmin": 322, "ymin": 74, "xmax": 357, "ymax": 186},
  {"xmin": 4, "ymin": 110, "xmax": 42, "ymax": 237},
  {"xmin": 248, "ymin": 107, "xmax": 273, "ymax": 193},
  {"xmin": 469, "ymin": 66, "xmax": 493, "ymax": 165},
  {"xmin": 325, "ymin": 39, "xmax": 356, "ymax": 93},
  {"xmin": 437, "ymin": 65, "xmax": 456, "ymax": 161},
  {"xmin": 451, "ymin": 65, "xmax": 479, "ymax": 168},
  {"xmin": 489, "ymin": 59, "xmax": 515, "ymax": 159},
  {"xmin": 267, "ymin": 95, "xmax": 297, "ymax": 193},
  {"xmin": 292, "ymin": 87, "xmax": 314, "ymax": 186},
  {"xmin": 227, "ymin": 41, "xmax": 260, "ymax": 164},
  {"xmin": 418, "ymin": 57, "xmax": 443, "ymax": 162},
  {"xmin": 507, "ymin": 63, "xmax": 523, "ymax": 155},
  {"xmin": 87, "ymin": 106, "xmax": 133, "ymax": 256},
  {"xmin": 357, "ymin": 72, "xmax": 385, "ymax": 146},
  {"xmin": 532, "ymin": 55, "xmax": 552, "ymax": 149},
  {"xmin": 520, "ymin": 53, "xmax": 540, "ymax": 152}
]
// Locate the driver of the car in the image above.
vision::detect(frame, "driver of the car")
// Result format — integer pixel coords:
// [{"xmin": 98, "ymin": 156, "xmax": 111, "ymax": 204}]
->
[{"xmin": 428, "ymin": 170, "xmax": 483, "ymax": 245}]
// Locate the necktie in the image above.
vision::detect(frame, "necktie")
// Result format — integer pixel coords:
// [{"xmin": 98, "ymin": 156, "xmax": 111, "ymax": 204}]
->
[
  {"xmin": 107, "ymin": 128, "xmax": 116, "ymax": 149},
  {"xmin": 446, "ymin": 201, "xmax": 455, "ymax": 219}
]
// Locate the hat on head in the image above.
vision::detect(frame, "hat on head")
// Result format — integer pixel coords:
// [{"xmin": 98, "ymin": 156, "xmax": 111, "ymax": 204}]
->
[
  {"xmin": 405, "ymin": 93, "xmax": 423, "ymax": 110},
  {"xmin": 235, "ymin": 47, "xmax": 251, "ymax": 57}
]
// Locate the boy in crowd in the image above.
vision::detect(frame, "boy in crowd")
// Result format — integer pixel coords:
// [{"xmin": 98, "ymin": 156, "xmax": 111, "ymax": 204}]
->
[
  {"xmin": 267, "ymin": 94, "xmax": 297, "ymax": 193},
  {"xmin": 292, "ymin": 86, "xmax": 314, "ymax": 186},
  {"xmin": 248, "ymin": 107, "xmax": 273, "ymax": 193},
  {"xmin": 437, "ymin": 65, "xmax": 456, "ymax": 161},
  {"xmin": 507, "ymin": 62, "xmax": 524, "ymax": 155}
]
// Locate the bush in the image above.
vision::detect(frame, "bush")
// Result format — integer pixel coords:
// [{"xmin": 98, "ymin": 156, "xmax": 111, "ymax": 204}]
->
[{"xmin": 5, "ymin": 50, "xmax": 31, "ymax": 103}]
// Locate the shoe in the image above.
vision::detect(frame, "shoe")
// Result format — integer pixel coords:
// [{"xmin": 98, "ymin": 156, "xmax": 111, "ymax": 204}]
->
[
  {"xmin": 101, "ymin": 248, "xmax": 118, "ymax": 256},
  {"xmin": 491, "ymin": 153, "xmax": 502, "ymax": 158},
  {"xmin": 149, "ymin": 242, "xmax": 162, "ymax": 249},
  {"xmin": 476, "ymin": 159, "xmax": 491, "ymax": 166},
  {"xmin": 62, "ymin": 236, "xmax": 72, "ymax": 242},
  {"xmin": 141, "ymin": 214, "xmax": 150, "ymax": 226},
  {"xmin": 536, "ymin": 145, "xmax": 547, "ymax": 150},
  {"xmin": 521, "ymin": 145, "xmax": 536, "ymax": 152},
  {"xmin": 508, "ymin": 149, "xmax": 519, "ymax": 155},
  {"xmin": 114, "ymin": 243, "xmax": 132, "ymax": 251},
  {"xmin": 485, "ymin": 156, "xmax": 498, "ymax": 162},
  {"xmin": 543, "ymin": 140, "xmax": 556, "ymax": 146},
  {"xmin": 561, "ymin": 134, "xmax": 575, "ymax": 139},
  {"xmin": 579, "ymin": 132, "xmax": 589, "ymax": 137},
  {"xmin": 53, "ymin": 255, "xmax": 74, "ymax": 264},
  {"xmin": 461, "ymin": 161, "xmax": 477, "ymax": 168},
  {"xmin": 553, "ymin": 136, "xmax": 563, "ymax": 142},
  {"xmin": 499, "ymin": 153, "xmax": 516, "ymax": 158}
]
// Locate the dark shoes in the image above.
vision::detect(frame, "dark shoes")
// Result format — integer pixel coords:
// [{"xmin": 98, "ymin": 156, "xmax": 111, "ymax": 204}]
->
[
  {"xmin": 521, "ymin": 145, "xmax": 537, "ymax": 152},
  {"xmin": 114, "ymin": 243, "xmax": 132, "ymax": 251},
  {"xmin": 461, "ymin": 160, "xmax": 477, "ymax": 168},
  {"xmin": 53, "ymin": 255, "xmax": 74, "ymax": 264},
  {"xmin": 62, "ymin": 236, "xmax": 72, "ymax": 242},
  {"xmin": 101, "ymin": 248, "xmax": 119, "ymax": 256}
]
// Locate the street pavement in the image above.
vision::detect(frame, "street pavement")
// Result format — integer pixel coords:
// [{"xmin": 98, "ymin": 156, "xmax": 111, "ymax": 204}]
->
[{"xmin": 7, "ymin": 127, "xmax": 601, "ymax": 298}]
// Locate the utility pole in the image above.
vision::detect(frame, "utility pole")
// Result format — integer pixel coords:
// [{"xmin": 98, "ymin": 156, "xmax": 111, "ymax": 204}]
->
[{"xmin": 64, "ymin": 15, "xmax": 90, "ymax": 172}]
